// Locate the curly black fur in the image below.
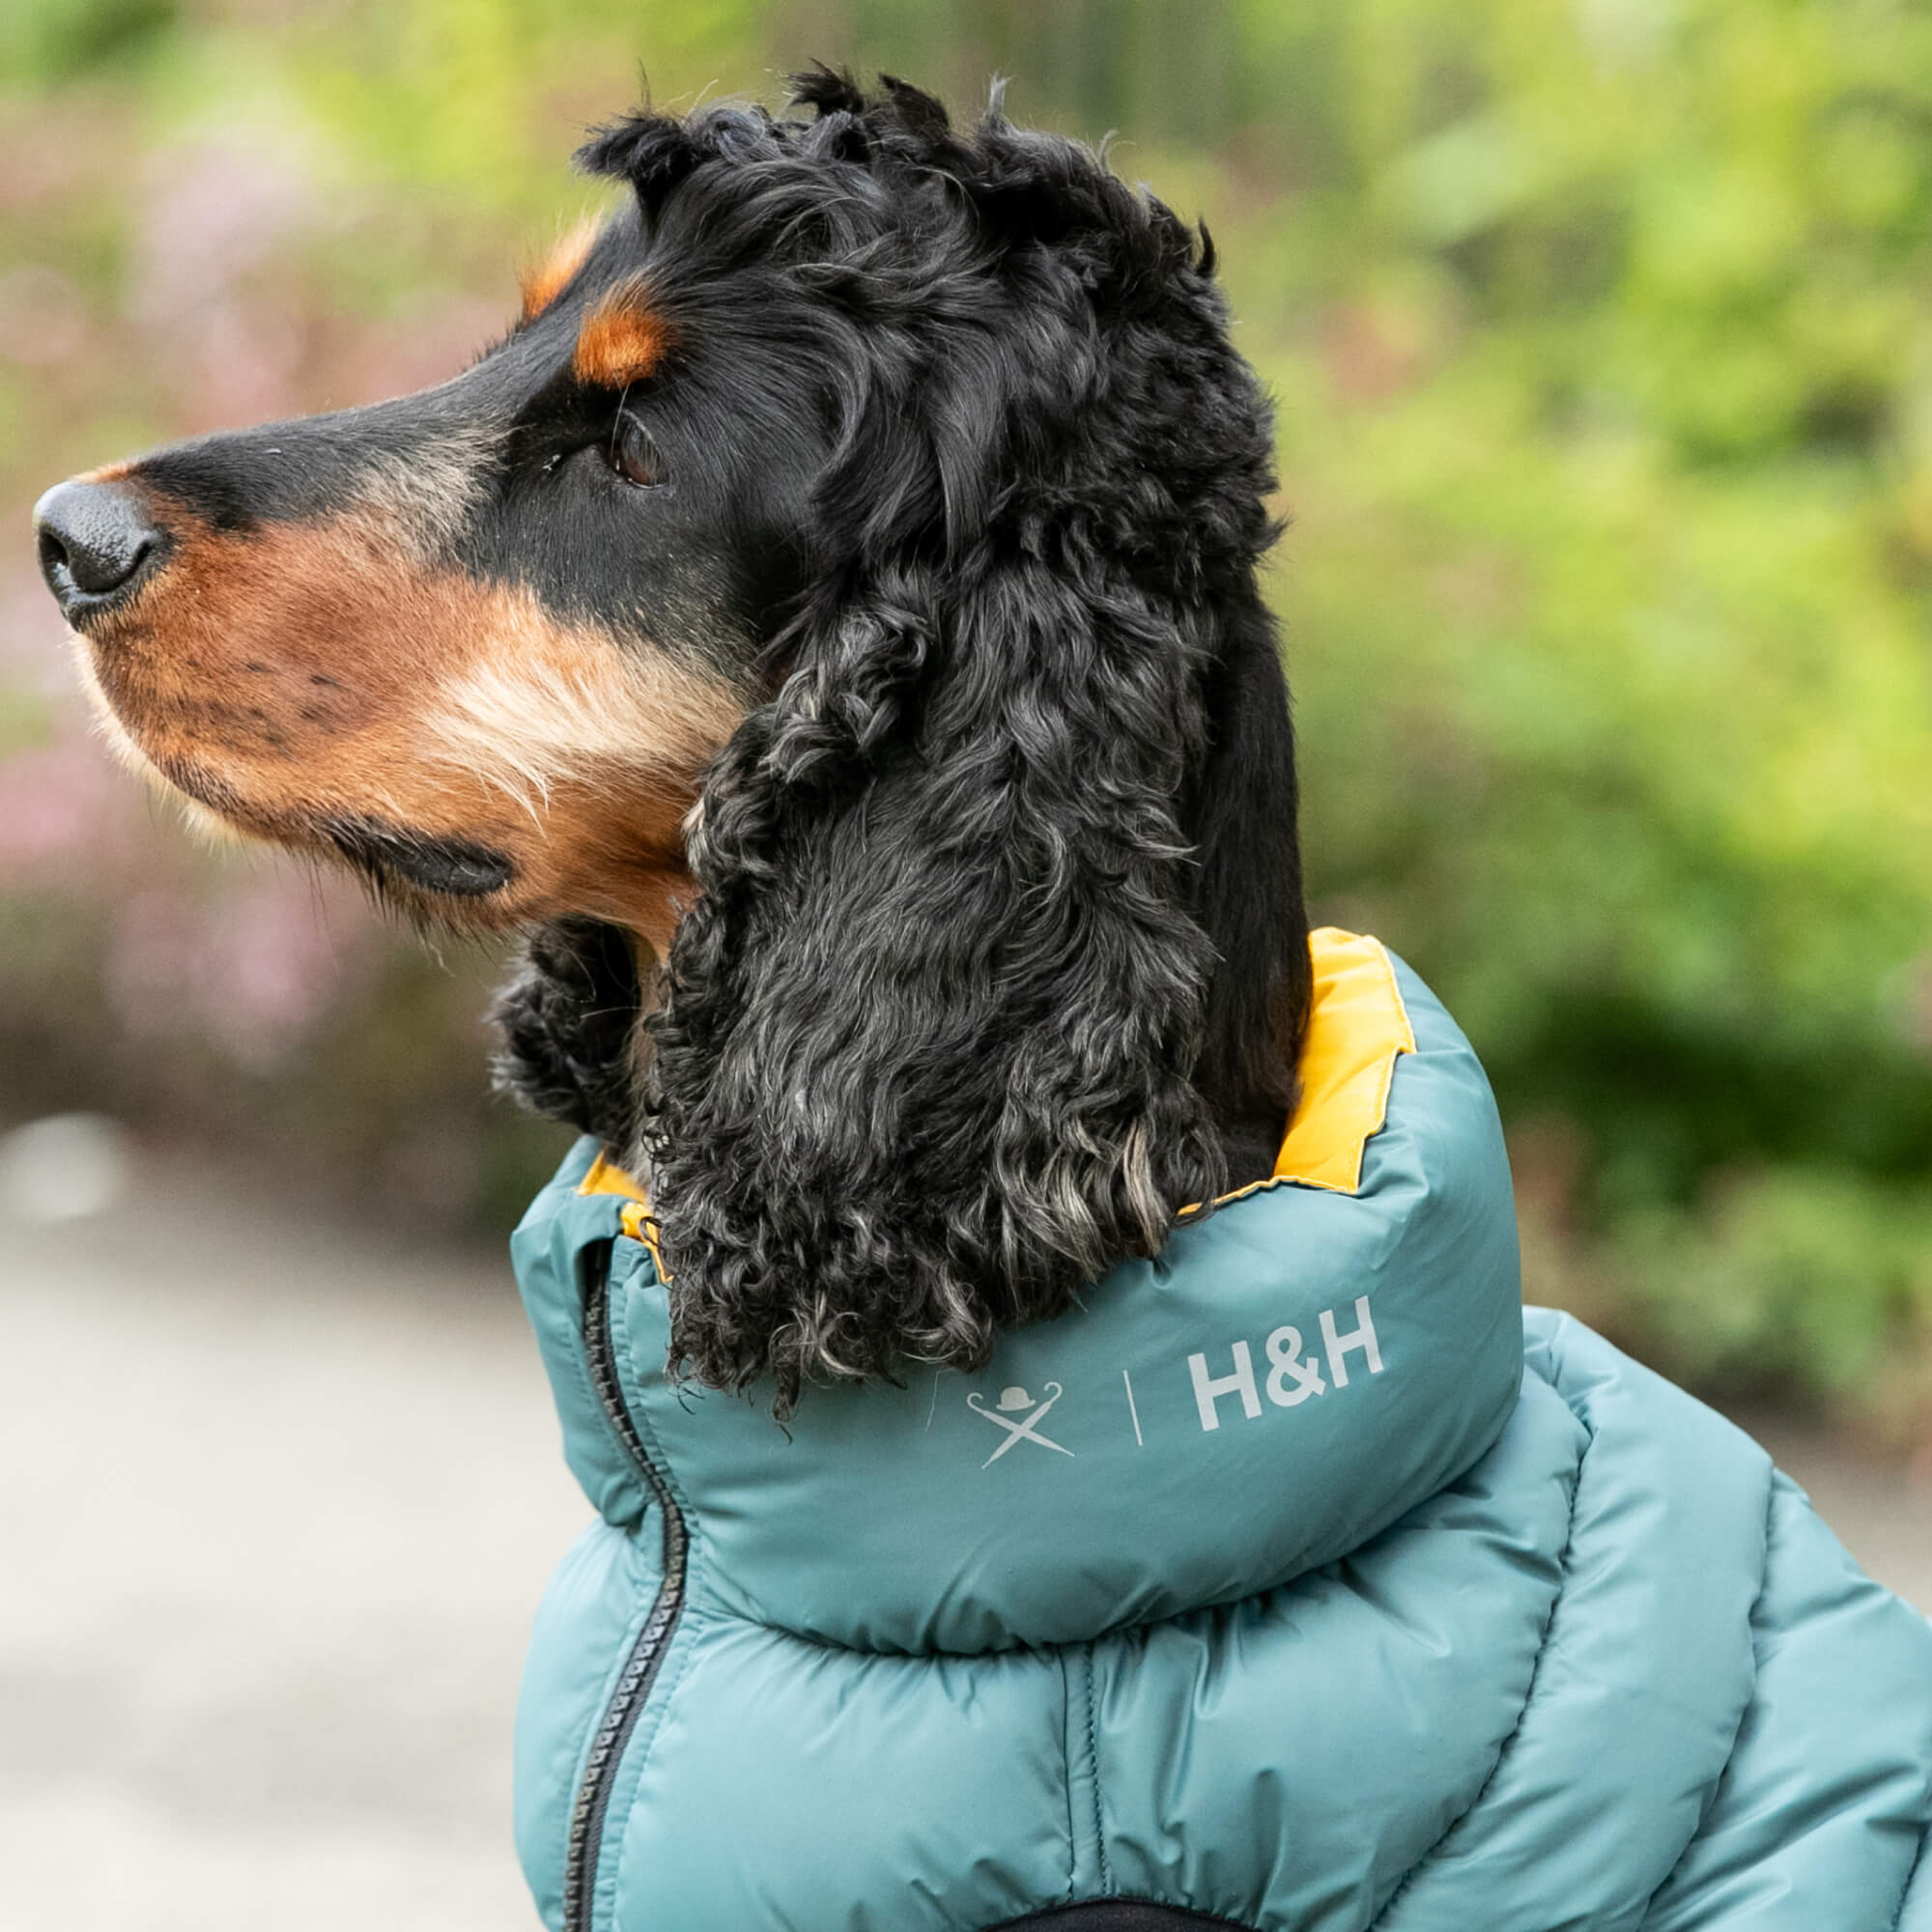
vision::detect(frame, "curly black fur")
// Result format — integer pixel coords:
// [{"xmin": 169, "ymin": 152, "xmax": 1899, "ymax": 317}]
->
[
  {"xmin": 494, "ymin": 72, "xmax": 1310, "ymax": 1414},
  {"xmin": 491, "ymin": 918, "xmax": 643, "ymax": 1151}
]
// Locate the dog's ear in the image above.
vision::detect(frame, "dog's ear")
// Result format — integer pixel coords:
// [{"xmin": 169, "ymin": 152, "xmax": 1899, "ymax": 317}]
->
[
  {"xmin": 1190, "ymin": 591, "xmax": 1311, "ymax": 1137},
  {"xmin": 644, "ymin": 539, "xmax": 1234, "ymax": 1413}
]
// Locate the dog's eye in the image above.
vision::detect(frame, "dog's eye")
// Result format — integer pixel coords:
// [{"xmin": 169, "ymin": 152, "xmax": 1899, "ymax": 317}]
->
[{"xmin": 611, "ymin": 417, "xmax": 671, "ymax": 490}]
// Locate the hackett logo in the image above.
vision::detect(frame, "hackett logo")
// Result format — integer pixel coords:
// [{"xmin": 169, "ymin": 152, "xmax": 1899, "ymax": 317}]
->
[
  {"xmin": 1186, "ymin": 1295, "xmax": 1385, "ymax": 1432},
  {"xmin": 956, "ymin": 1294, "xmax": 1386, "ymax": 1466},
  {"xmin": 966, "ymin": 1381, "xmax": 1073, "ymax": 1466}
]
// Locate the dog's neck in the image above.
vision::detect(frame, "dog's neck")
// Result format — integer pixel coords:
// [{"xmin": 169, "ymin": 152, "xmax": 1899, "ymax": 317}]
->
[
  {"xmin": 497, "ymin": 911, "xmax": 1291, "ymax": 1201},
  {"xmin": 626, "ymin": 902, "xmax": 1288, "ymax": 1193}
]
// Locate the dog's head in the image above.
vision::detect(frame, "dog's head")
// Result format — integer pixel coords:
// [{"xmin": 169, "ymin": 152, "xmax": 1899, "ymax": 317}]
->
[{"xmin": 39, "ymin": 71, "xmax": 1309, "ymax": 1411}]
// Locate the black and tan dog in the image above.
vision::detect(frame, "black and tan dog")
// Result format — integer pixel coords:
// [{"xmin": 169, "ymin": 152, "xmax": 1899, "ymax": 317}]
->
[{"xmin": 35, "ymin": 71, "xmax": 1309, "ymax": 1414}]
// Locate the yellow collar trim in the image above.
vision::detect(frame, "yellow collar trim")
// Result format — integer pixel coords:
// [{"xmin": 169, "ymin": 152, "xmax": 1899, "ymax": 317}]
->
[
  {"xmin": 577, "ymin": 1151, "xmax": 669, "ymax": 1276},
  {"xmin": 576, "ymin": 926, "xmax": 1416, "ymax": 1271}
]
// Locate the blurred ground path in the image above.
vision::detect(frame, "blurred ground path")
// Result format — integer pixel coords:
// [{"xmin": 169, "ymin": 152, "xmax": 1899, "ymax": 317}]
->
[
  {"xmin": 4, "ymin": 1160, "xmax": 1929, "ymax": 1932},
  {"xmin": 1, "ymin": 1158, "xmax": 583, "ymax": 1932}
]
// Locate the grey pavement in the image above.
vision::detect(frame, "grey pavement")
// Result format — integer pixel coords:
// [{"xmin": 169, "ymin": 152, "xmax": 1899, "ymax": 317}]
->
[
  {"xmin": 4, "ymin": 1156, "xmax": 1928, "ymax": 1931},
  {"xmin": 3, "ymin": 1160, "xmax": 582, "ymax": 1932}
]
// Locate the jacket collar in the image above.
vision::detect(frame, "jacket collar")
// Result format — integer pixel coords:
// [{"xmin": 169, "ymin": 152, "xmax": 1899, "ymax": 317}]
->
[{"xmin": 515, "ymin": 931, "xmax": 1524, "ymax": 1654}]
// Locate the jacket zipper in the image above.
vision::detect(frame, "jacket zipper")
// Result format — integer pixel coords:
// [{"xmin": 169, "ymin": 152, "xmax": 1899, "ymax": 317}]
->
[{"xmin": 563, "ymin": 1239, "xmax": 689, "ymax": 1932}]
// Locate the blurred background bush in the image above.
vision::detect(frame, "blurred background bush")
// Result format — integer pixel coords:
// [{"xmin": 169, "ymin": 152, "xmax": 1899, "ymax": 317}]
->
[{"xmin": 3, "ymin": 0, "xmax": 1929, "ymax": 1447}]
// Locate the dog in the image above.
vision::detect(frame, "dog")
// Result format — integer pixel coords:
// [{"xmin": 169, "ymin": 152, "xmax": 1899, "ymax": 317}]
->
[
  {"xmin": 39, "ymin": 73, "xmax": 1932, "ymax": 1932},
  {"xmin": 33, "ymin": 68, "xmax": 1309, "ymax": 1417}
]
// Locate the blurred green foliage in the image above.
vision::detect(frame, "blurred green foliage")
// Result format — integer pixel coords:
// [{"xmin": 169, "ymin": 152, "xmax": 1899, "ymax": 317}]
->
[{"xmin": 2, "ymin": 0, "xmax": 1928, "ymax": 1435}]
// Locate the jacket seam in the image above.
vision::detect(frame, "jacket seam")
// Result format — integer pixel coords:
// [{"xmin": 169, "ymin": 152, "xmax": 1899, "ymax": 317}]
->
[
  {"xmin": 987, "ymin": 1897, "xmax": 1259, "ymax": 1930},
  {"xmin": 1084, "ymin": 1642, "xmax": 1111, "ymax": 1894},
  {"xmin": 1892, "ymin": 1821, "xmax": 1930, "ymax": 1932},
  {"xmin": 1635, "ymin": 1470, "xmax": 1779, "ymax": 1927},
  {"xmin": 1364, "ymin": 1412, "xmax": 1592, "ymax": 1929},
  {"xmin": 1060, "ymin": 1651, "xmax": 1079, "ymax": 1901}
]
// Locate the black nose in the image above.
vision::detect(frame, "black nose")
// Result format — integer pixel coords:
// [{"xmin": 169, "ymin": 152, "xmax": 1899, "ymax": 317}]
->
[{"xmin": 33, "ymin": 479, "xmax": 165, "ymax": 617}]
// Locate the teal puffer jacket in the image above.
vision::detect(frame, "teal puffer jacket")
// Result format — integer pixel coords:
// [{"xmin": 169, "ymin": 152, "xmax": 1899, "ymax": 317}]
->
[{"xmin": 509, "ymin": 931, "xmax": 1932, "ymax": 1931}]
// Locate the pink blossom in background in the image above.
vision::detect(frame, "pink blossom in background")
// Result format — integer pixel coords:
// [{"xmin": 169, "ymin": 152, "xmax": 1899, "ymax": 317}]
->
[
  {"xmin": 132, "ymin": 137, "xmax": 322, "ymax": 431},
  {"xmin": 329, "ymin": 295, "xmax": 510, "ymax": 405},
  {"xmin": 0, "ymin": 567, "xmax": 82, "ymax": 692},
  {"xmin": 105, "ymin": 890, "xmax": 200, "ymax": 1040},
  {"xmin": 191, "ymin": 878, "xmax": 375, "ymax": 1066},
  {"xmin": 107, "ymin": 874, "xmax": 381, "ymax": 1066},
  {"xmin": 0, "ymin": 265, "xmax": 88, "ymax": 368},
  {"xmin": 0, "ymin": 735, "xmax": 131, "ymax": 880},
  {"xmin": 0, "ymin": 120, "xmax": 89, "ymax": 213},
  {"xmin": 177, "ymin": 297, "xmax": 310, "ymax": 430},
  {"xmin": 133, "ymin": 136, "xmax": 319, "ymax": 325}
]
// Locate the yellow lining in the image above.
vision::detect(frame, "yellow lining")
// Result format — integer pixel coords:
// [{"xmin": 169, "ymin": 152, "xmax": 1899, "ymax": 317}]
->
[
  {"xmin": 575, "ymin": 926, "xmax": 1415, "ymax": 1273},
  {"xmin": 578, "ymin": 1151, "xmax": 669, "ymax": 1278},
  {"xmin": 579, "ymin": 1151, "xmax": 646, "ymax": 1203}
]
